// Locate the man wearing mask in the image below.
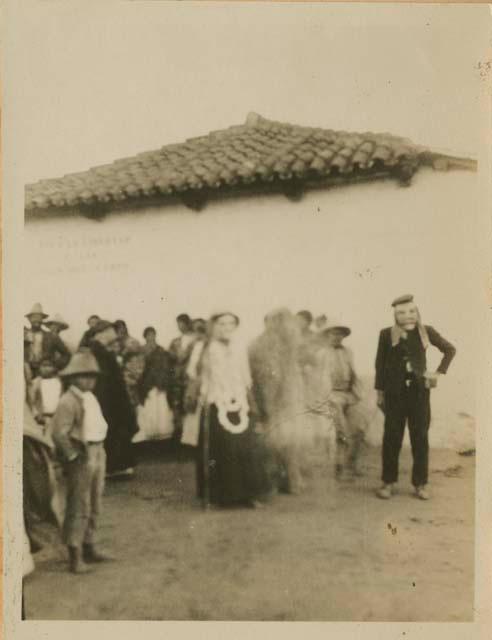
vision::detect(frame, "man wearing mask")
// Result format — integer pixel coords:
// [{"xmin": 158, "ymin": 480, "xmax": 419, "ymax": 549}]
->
[{"xmin": 375, "ymin": 295, "xmax": 456, "ymax": 500}]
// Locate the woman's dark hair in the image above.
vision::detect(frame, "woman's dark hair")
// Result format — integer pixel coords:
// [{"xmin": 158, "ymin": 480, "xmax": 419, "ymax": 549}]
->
[
  {"xmin": 143, "ymin": 326, "xmax": 156, "ymax": 339},
  {"xmin": 176, "ymin": 314, "xmax": 192, "ymax": 329},
  {"xmin": 192, "ymin": 318, "xmax": 207, "ymax": 334},
  {"xmin": 210, "ymin": 312, "xmax": 240, "ymax": 326},
  {"xmin": 114, "ymin": 319, "xmax": 128, "ymax": 332}
]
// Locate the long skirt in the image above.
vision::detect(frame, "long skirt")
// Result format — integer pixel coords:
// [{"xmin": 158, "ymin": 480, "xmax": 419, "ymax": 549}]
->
[
  {"xmin": 105, "ymin": 427, "xmax": 136, "ymax": 474},
  {"xmin": 23, "ymin": 436, "xmax": 62, "ymax": 549},
  {"xmin": 23, "ymin": 521, "xmax": 34, "ymax": 578},
  {"xmin": 196, "ymin": 404, "xmax": 266, "ymax": 506},
  {"xmin": 134, "ymin": 389, "xmax": 174, "ymax": 442}
]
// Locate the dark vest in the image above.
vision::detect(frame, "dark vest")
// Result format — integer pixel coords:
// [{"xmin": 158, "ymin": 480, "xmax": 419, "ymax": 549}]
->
[{"xmin": 377, "ymin": 328, "xmax": 427, "ymax": 396}]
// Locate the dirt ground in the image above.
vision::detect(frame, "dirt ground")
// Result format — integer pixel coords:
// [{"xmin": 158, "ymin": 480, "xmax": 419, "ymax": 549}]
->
[{"xmin": 24, "ymin": 442, "xmax": 475, "ymax": 621}]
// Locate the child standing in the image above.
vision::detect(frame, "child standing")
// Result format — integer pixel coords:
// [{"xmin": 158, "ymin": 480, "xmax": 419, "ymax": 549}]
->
[
  {"xmin": 30, "ymin": 357, "xmax": 63, "ymax": 435},
  {"xmin": 52, "ymin": 350, "xmax": 113, "ymax": 574}
]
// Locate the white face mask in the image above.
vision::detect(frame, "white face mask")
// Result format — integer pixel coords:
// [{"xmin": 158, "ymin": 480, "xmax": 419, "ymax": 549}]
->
[{"xmin": 394, "ymin": 303, "xmax": 419, "ymax": 331}]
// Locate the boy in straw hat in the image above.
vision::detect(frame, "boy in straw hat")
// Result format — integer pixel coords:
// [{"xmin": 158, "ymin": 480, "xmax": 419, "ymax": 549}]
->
[
  {"xmin": 375, "ymin": 295, "xmax": 456, "ymax": 500},
  {"xmin": 52, "ymin": 351, "xmax": 113, "ymax": 573}
]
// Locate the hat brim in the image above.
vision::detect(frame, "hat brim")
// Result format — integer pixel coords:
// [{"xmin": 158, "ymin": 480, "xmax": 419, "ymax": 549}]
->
[
  {"xmin": 26, "ymin": 312, "xmax": 49, "ymax": 319},
  {"xmin": 59, "ymin": 369, "xmax": 100, "ymax": 378},
  {"xmin": 45, "ymin": 321, "xmax": 69, "ymax": 330},
  {"xmin": 391, "ymin": 295, "xmax": 414, "ymax": 307},
  {"xmin": 323, "ymin": 326, "xmax": 351, "ymax": 337}
]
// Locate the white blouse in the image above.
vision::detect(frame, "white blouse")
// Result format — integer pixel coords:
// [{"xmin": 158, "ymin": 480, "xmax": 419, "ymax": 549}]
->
[
  {"xmin": 199, "ymin": 339, "xmax": 251, "ymax": 433},
  {"xmin": 40, "ymin": 377, "xmax": 62, "ymax": 415}
]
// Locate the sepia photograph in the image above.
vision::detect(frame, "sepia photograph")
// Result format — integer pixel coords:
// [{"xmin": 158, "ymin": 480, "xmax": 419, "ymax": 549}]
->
[{"xmin": 3, "ymin": 1, "xmax": 492, "ymax": 634}]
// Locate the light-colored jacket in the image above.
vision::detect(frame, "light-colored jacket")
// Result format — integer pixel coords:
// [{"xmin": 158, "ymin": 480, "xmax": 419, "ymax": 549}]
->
[
  {"xmin": 320, "ymin": 345, "xmax": 363, "ymax": 400},
  {"xmin": 51, "ymin": 388, "xmax": 87, "ymax": 461}
]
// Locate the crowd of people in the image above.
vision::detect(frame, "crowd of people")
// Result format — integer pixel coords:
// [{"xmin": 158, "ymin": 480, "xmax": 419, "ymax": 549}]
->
[{"xmin": 22, "ymin": 295, "xmax": 456, "ymax": 582}]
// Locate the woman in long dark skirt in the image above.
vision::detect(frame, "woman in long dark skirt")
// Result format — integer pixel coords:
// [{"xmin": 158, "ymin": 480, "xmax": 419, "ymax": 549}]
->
[
  {"xmin": 87, "ymin": 320, "xmax": 139, "ymax": 477},
  {"xmin": 195, "ymin": 312, "xmax": 266, "ymax": 508}
]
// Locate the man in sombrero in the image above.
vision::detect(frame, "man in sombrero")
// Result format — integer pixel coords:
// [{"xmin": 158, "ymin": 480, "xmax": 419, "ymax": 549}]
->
[
  {"xmin": 319, "ymin": 319, "xmax": 367, "ymax": 479},
  {"xmin": 375, "ymin": 294, "xmax": 456, "ymax": 500},
  {"xmin": 25, "ymin": 303, "xmax": 71, "ymax": 377},
  {"xmin": 44, "ymin": 313, "xmax": 71, "ymax": 364},
  {"xmin": 44, "ymin": 313, "xmax": 69, "ymax": 337}
]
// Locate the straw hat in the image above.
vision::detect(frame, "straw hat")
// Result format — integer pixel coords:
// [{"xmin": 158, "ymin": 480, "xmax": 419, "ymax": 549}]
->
[
  {"xmin": 318, "ymin": 317, "xmax": 351, "ymax": 337},
  {"xmin": 44, "ymin": 313, "xmax": 69, "ymax": 331},
  {"xmin": 25, "ymin": 303, "xmax": 48, "ymax": 319},
  {"xmin": 59, "ymin": 351, "xmax": 100, "ymax": 378}
]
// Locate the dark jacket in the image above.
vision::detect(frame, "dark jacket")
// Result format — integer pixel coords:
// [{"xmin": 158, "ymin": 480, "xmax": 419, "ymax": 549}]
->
[
  {"xmin": 79, "ymin": 328, "xmax": 95, "ymax": 349},
  {"xmin": 375, "ymin": 325, "xmax": 456, "ymax": 395},
  {"xmin": 89, "ymin": 340, "xmax": 138, "ymax": 438},
  {"xmin": 137, "ymin": 345, "xmax": 172, "ymax": 405},
  {"xmin": 27, "ymin": 329, "xmax": 71, "ymax": 373}
]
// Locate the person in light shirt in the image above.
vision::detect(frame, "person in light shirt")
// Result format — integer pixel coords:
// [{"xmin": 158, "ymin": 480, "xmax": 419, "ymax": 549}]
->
[
  {"xmin": 52, "ymin": 350, "xmax": 113, "ymax": 574},
  {"xmin": 316, "ymin": 320, "xmax": 367, "ymax": 480},
  {"xmin": 29, "ymin": 357, "xmax": 63, "ymax": 434},
  {"xmin": 169, "ymin": 314, "xmax": 197, "ymax": 443}
]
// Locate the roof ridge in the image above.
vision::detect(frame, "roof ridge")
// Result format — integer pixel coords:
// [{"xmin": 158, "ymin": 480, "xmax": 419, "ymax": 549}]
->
[{"xmin": 25, "ymin": 113, "xmax": 477, "ymax": 213}]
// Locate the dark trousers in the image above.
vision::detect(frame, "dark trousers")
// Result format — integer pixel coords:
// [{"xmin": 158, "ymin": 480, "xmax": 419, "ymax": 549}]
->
[{"xmin": 382, "ymin": 384, "xmax": 431, "ymax": 487}]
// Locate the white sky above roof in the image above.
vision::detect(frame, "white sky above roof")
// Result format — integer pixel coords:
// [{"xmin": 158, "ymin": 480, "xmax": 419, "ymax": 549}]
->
[{"xmin": 11, "ymin": 2, "xmax": 490, "ymax": 427}]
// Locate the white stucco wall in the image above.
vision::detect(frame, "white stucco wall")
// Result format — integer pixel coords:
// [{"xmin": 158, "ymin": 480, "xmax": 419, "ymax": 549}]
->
[{"xmin": 24, "ymin": 169, "xmax": 479, "ymax": 449}]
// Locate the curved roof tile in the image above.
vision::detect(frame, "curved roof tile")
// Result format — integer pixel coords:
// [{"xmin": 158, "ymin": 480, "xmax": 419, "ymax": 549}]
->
[{"xmin": 25, "ymin": 112, "xmax": 477, "ymax": 213}]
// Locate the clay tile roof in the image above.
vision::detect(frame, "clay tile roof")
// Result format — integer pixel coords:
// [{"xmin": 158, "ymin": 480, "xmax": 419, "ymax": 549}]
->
[{"xmin": 25, "ymin": 112, "xmax": 478, "ymax": 213}]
